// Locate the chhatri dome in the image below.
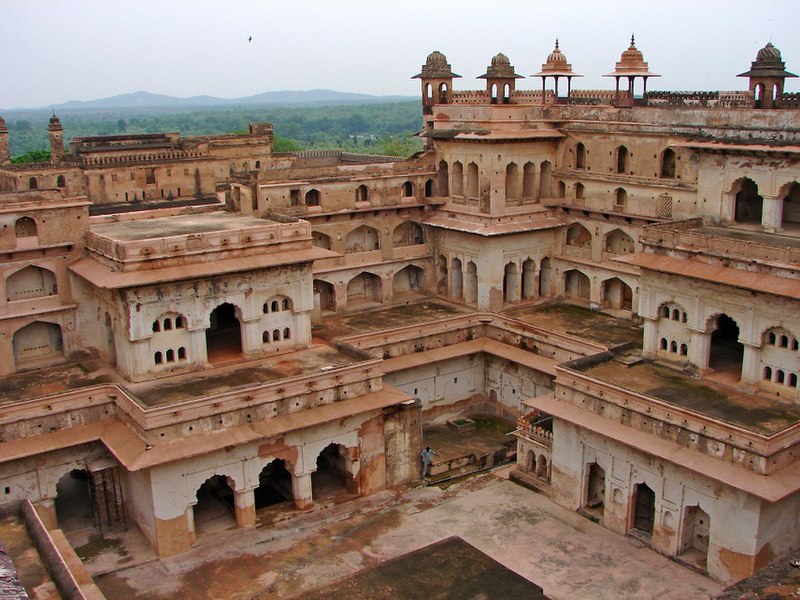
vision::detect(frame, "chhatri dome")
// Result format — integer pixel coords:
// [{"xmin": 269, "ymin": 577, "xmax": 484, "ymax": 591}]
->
[
  {"xmin": 478, "ymin": 53, "xmax": 523, "ymax": 80},
  {"xmin": 413, "ymin": 51, "xmax": 461, "ymax": 79}
]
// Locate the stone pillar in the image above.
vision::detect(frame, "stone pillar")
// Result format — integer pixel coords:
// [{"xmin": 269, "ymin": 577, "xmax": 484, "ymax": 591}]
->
[
  {"xmin": 189, "ymin": 329, "xmax": 208, "ymax": 367},
  {"xmin": 489, "ymin": 161, "xmax": 506, "ymax": 215},
  {"xmin": 334, "ymin": 282, "xmax": 347, "ymax": 313},
  {"xmin": 642, "ymin": 318, "xmax": 659, "ymax": 357},
  {"xmin": 689, "ymin": 329, "xmax": 711, "ymax": 371},
  {"xmin": 292, "ymin": 472, "xmax": 313, "ymax": 510},
  {"xmin": 589, "ymin": 276, "xmax": 601, "ymax": 311},
  {"xmin": 740, "ymin": 342, "xmax": 761, "ymax": 384},
  {"xmin": 761, "ymin": 195, "xmax": 783, "ymax": 232},
  {"xmin": 382, "ymin": 274, "xmax": 393, "ymax": 304},
  {"xmin": 234, "ymin": 489, "xmax": 256, "ymax": 528}
]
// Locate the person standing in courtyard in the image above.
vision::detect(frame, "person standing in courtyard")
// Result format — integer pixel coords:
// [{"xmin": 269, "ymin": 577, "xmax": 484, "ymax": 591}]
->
[{"xmin": 421, "ymin": 446, "xmax": 438, "ymax": 478}]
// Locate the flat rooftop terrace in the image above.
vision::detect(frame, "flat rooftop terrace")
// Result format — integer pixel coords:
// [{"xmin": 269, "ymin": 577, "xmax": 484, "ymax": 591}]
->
[
  {"xmin": 580, "ymin": 359, "xmax": 800, "ymax": 435},
  {"xmin": 89, "ymin": 211, "xmax": 277, "ymax": 242},
  {"xmin": 314, "ymin": 299, "xmax": 470, "ymax": 340},
  {"xmin": 0, "ymin": 359, "xmax": 118, "ymax": 407},
  {"xmin": 126, "ymin": 343, "xmax": 359, "ymax": 407},
  {"xmin": 505, "ymin": 304, "xmax": 643, "ymax": 347}
]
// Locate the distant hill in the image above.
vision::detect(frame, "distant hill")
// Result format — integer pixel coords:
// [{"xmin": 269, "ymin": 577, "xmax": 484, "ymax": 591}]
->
[{"xmin": 8, "ymin": 89, "xmax": 415, "ymax": 111}]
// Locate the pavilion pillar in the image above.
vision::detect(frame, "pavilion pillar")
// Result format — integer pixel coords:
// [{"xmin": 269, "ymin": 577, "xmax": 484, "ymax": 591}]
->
[
  {"xmin": 292, "ymin": 472, "xmax": 313, "ymax": 510},
  {"xmin": 761, "ymin": 195, "xmax": 783, "ymax": 232},
  {"xmin": 740, "ymin": 342, "xmax": 761, "ymax": 384},
  {"xmin": 234, "ymin": 489, "xmax": 256, "ymax": 529},
  {"xmin": 689, "ymin": 329, "xmax": 711, "ymax": 371}
]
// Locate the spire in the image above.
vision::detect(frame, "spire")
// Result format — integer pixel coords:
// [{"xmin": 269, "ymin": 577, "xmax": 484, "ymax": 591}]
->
[
  {"xmin": 631, "ymin": 33, "xmax": 635, "ymax": 47},
  {"xmin": 555, "ymin": 38, "xmax": 559, "ymax": 50}
]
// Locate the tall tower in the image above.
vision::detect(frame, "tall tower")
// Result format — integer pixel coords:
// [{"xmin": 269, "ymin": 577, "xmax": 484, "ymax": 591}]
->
[
  {"xmin": 478, "ymin": 53, "xmax": 523, "ymax": 104},
  {"xmin": 0, "ymin": 116, "xmax": 9, "ymax": 164},
  {"xmin": 48, "ymin": 112, "xmax": 64, "ymax": 162},
  {"xmin": 738, "ymin": 42, "xmax": 797, "ymax": 109}
]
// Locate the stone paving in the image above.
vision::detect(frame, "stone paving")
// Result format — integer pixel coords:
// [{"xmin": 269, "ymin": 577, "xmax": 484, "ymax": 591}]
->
[{"xmin": 90, "ymin": 470, "xmax": 723, "ymax": 600}]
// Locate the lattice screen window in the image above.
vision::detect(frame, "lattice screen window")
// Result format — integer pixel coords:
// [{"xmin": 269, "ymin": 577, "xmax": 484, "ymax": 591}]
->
[{"xmin": 657, "ymin": 194, "xmax": 673, "ymax": 218}]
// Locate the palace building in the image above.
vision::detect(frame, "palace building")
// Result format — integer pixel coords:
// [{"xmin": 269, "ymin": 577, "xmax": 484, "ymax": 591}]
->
[{"xmin": 1, "ymin": 37, "xmax": 799, "ymax": 586}]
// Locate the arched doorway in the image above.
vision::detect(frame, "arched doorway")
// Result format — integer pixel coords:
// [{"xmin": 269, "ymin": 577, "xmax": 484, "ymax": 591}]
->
[
  {"xmin": 539, "ymin": 257, "xmax": 552, "ymax": 297},
  {"xmin": 450, "ymin": 258, "xmax": 463, "ymax": 299},
  {"xmin": 346, "ymin": 272, "xmax": 382, "ymax": 308},
  {"xmin": 193, "ymin": 475, "xmax": 235, "ymax": 538},
  {"xmin": 522, "ymin": 259, "xmax": 536, "ymax": 300},
  {"xmin": 465, "ymin": 261, "xmax": 478, "ymax": 305},
  {"xmin": 709, "ymin": 314, "xmax": 743, "ymax": 379},
  {"xmin": 602, "ymin": 278, "xmax": 633, "ymax": 311},
  {"xmin": 680, "ymin": 505, "xmax": 710, "ymax": 569},
  {"xmin": 585, "ymin": 463, "xmax": 606, "ymax": 512},
  {"xmin": 255, "ymin": 459, "xmax": 294, "ymax": 509},
  {"xmin": 6, "ymin": 266, "xmax": 57, "ymax": 300},
  {"xmin": 206, "ymin": 303, "xmax": 242, "ymax": 364},
  {"xmin": 734, "ymin": 179, "xmax": 763, "ymax": 224},
  {"xmin": 505, "ymin": 163, "xmax": 520, "ymax": 202},
  {"xmin": 314, "ymin": 279, "xmax": 336, "ymax": 315},
  {"xmin": 392, "ymin": 222, "xmax": 424, "ymax": 247},
  {"xmin": 55, "ymin": 469, "xmax": 93, "ymax": 532},
  {"xmin": 503, "ymin": 262, "xmax": 519, "ymax": 304},
  {"xmin": 437, "ymin": 161, "xmax": 449, "ymax": 196},
  {"xmin": 564, "ymin": 270, "xmax": 590, "ymax": 301},
  {"xmin": 393, "ymin": 265, "xmax": 423, "ymax": 297},
  {"xmin": 312, "ymin": 443, "xmax": 353, "ymax": 500},
  {"xmin": 632, "ymin": 482, "xmax": 655, "ymax": 536},
  {"xmin": 539, "ymin": 161, "xmax": 552, "ymax": 198}
]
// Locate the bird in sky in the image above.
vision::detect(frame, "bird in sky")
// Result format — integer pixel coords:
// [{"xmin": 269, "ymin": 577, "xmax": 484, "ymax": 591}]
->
[{"xmin": 248, "ymin": 36, "xmax": 252, "ymax": 43}]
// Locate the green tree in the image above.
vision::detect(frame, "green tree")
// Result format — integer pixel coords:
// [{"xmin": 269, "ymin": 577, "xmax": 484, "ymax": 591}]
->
[
  {"xmin": 273, "ymin": 135, "xmax": 303, "ymax": 153},
  {"xmin": 117, "ymin": 119, "xmax": 127, "ymax": 133},
  {"xmin": 10, "ymin": 149, "xmax": 51, "ymax": 164}
]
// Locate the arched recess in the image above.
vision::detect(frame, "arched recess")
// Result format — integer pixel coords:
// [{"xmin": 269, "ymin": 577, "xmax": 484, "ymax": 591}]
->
[
  {"xmin": 539, "ymin": 161, "xmax": 552, "ymax": 198},
  {"xmin": 505, "ymin": 162, "xmax": 520, "ymax": 201},
  {"xmin": 538, "ymin": 257, "xmax": 552, "ymax": 297},
  {"xmin": 585, "ymin": 462, "xmax": 606, "ymax": 511},
  {"xmin": 603, "ymin": 229, "xmax": 635, "ymax": 254},
  {"xmin": 29, "ymin": 177, "xmax": 38, "ymax": 190},
  {"xmin": 602, "ymin": 277, "xmax": 633, "ymax": 311},
  {"xmin": 437, "ymin": 161, "xmax": 449, "ymax": 196},
  {"xmin": 708, "ymin": 313, "xmax": 743, "ymax": 379},
  {"xmin": 424, "ymin": 179, "xmax": 434, "ymax": 197},
  {"xmin": 565, "ymin": 223, "xmax": 592, "ymax": 248},
  {"xmin": 450, "ymin": 258, "xmax": 463, "ymax": 299},
  {"xmin": 464, "ymin": 261, "xmax": 478, "ymax": 305},
  {"xmin": 355, "ymin": 184, "xmax": 370, "ymax": 203},
  {"xmin": 466, "ymin": 162, "xmax": 479, "ymax": 198},
  {"xmin": 401, "ymin": 181, "xmax": 414, "ymax": 198},
  {"xmin": 206, "ymin": 303, "xmax": 242, "ymax": 364},
  {"xmin": 193, "ymin": 475, "xmax": 235, "ymax": 539},
  {"xmin": 522, "ymin": 162, "xmax": 536, "ymax": 199},
  {"xmin": 312, "ymin": 443, "xmax": 355, "ymax": 499},
  {"xmin": 522, "ymin": 259, "xmax": 536, "ymax": 300},
  {"xmin": 57, "ymin": 174, "xmax": 66, "ymax": 188},
  {"xmin": 346, "ymin": 272, "xmax": 382, "ymax": 306},
  {"xmin": 345, "ymin": 225, "xmax": 380, "ymax": 253},
  {"xmin": 574, "ymin": 182, "xmax": 585, "ymax": 200},
  {"xmin": 781, "ymin": 181, "xmax": 800, "ymax": 229},
  {"xmin": 660, "ymin": 149, "xmax": 676, "ymax": 178},
  {"xmin": 312, "ymin": 231, "xmax": 332, "ymax": 249},
  {"xmin": 393, "ymin": 265, "xmax": 423, "ymax": 296},
  {"xmin": 733, "ymin": 178, "xmax": 763, "ymax": 224},
  {"xmin": 575, "ymin": 142, "xmax": 586, "ymax": 169},
  {"xmin": 679, "ymin": 505, "xmax": 710, "ymax": 569},
  {"xmin": 503, "ymin": 262, "xmax": 519, "ymax": 304},
  {"xmin": 564, "ymin": 269, "xmax": 590, "ymax": 300},
  {"xmin": 392, "ymin": 221, "xmax": 424, "ymax": 247},
  {"xmin": 13, "ymin": 321, "xmax": 63, "ymax": 367},
  {"xmin": 305, "ymin": 189, "xmax": 321, "ymax": 206},
  {"xmin": 438, "ymin": 82, "xmax": 449, "ymax": 103},
  {"xmin": 6, "ymin": 265, "xmax": 57, "ymax": 301},
  {"xmin": 452, "ymin": 161, "xmax": 463, "ymax": 196},
  {"xmin": 15, "ymin": 216, "xmax": 37, "ymax": 242},
  {"xmin": 557, "ymin": 181, "xmax": 566, "ymax": 199},
  {"xmin": 615, "ymin": 145, "xmax": 629, "ymax": 174},
  {"xmin": 314, "ymin": 279, "xmax": 336, "ymax": 314},
  {"xmin": 614, "ymin": 188, "xmax": 627, "ymax": 210},
  {"xmin": 255, "ymin": 459, "xmax": 294, "ymax": 509}
]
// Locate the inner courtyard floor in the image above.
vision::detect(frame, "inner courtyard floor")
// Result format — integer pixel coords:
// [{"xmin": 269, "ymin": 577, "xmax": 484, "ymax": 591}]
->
[{"xmin": 77, "ymin": 470, "xmax": 722, "ymax": 600}]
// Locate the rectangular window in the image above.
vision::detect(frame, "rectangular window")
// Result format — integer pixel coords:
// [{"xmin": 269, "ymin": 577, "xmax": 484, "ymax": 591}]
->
[
  {"xmin": 166, "ymin": 168, "xmax": 172, "ymax": 176},
  {"xmin": 146, "ymin": 168, "xmax": 156, "ymax": 184},
  {"xmin": 290, "ymin": 189, "xmax": 301, "ymax": 206}
]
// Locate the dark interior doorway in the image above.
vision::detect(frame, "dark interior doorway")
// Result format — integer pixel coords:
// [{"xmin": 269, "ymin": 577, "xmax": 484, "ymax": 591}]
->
[
  {"xmin": 55, "ymin": 469, "xmax": 93, "ymax": 532},
  {"xmin": 206, "ymin": 303, "xmax": 242, "ymax": 364},
  {"xmin": 312, "ymin": 443, "xmax": 352, "ymax": 500},
  {"xmin": 632, "ymin": 483, "xmax": 655, "ymax": 536},
  {"xmin": 709, "ymin": 314, "xmax": 743, "ymax": 379},
  {"xmin": 255, "ymin": 459, "xmax": 294, "ymax": 509}
]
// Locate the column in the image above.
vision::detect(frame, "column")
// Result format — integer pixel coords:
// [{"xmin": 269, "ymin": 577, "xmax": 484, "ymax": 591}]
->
[
  {"xmin": 641, "ymin": 318, "xmax": 659, "ymax": 357},
  {"xmin": 740, "ymin": 342, "xmax": 761, "ymax": 384},
  {"xmin": 689, "ymin": 329, "xmax": 711, "ymax": 371},
  {"xmin": 334, "ymin": 282, "xmax": 347, "ymax": 313},
  {"xmin": 292, "ymin": 472, "xmax": 313, "ymax": 510},
  {"xmin": 761, "ymin": 195, "xmax": 783, "ymax": 232},
  {"xmin": 234, "ymin": 489, "xmax": 256, "ymax": 529},
  {"xmin": 382, "ymin": 274, "xmax": 393, "ymax": 304}
]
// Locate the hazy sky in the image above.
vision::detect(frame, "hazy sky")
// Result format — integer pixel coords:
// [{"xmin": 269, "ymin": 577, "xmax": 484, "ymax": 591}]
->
[{"xmin": 2, "ymin": 0, "xmax": 799, "ymax": 109}]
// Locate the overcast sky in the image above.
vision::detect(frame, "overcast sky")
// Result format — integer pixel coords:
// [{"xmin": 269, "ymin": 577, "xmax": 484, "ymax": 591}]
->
[{"xmin": 1, "ymin": 0, "xmax": 799, "ymax": 109}]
